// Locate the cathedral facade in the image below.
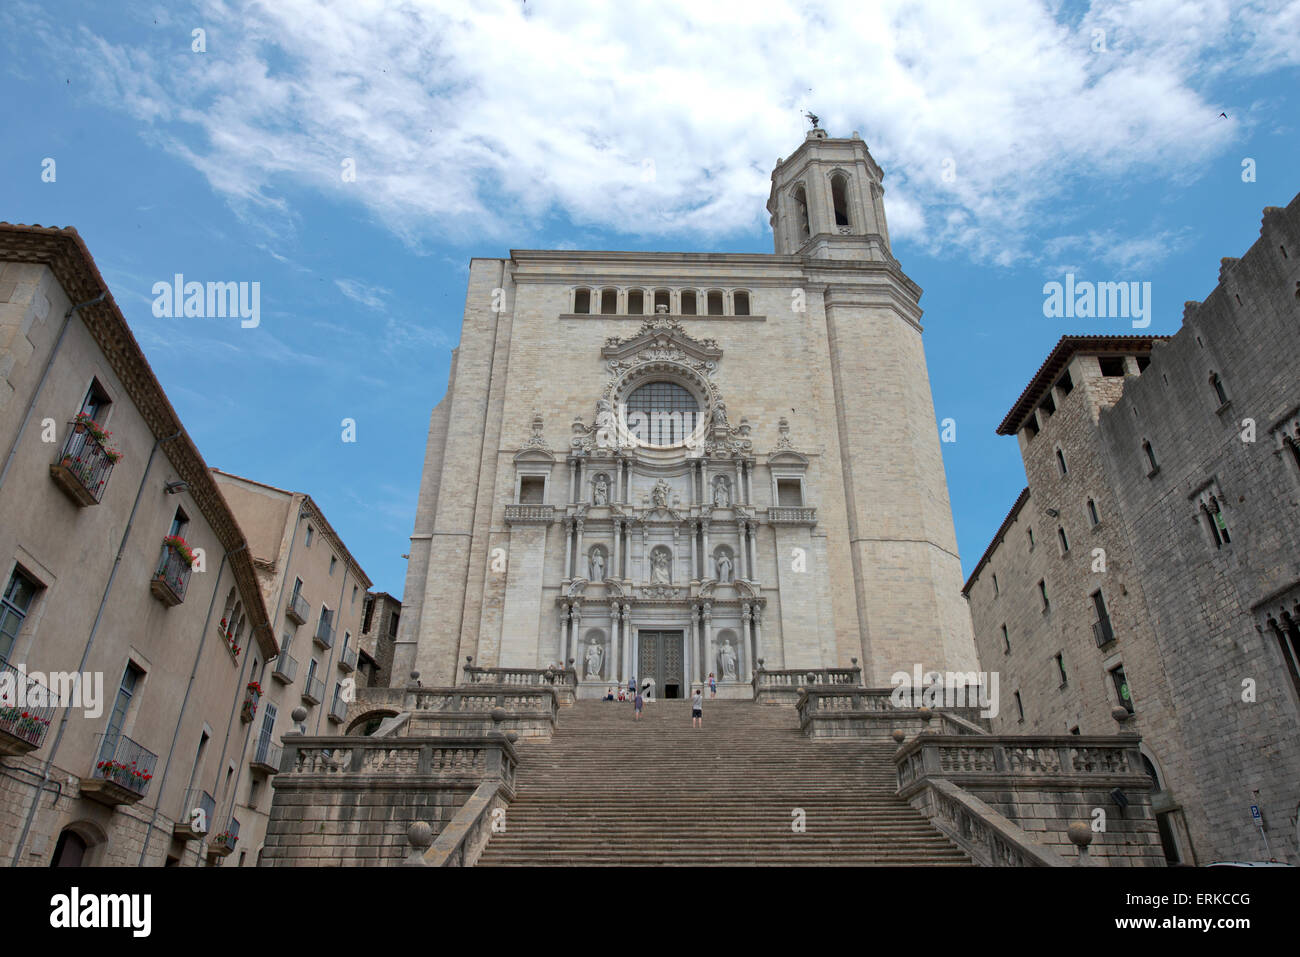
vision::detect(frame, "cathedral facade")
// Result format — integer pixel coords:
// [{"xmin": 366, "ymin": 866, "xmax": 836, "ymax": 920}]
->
[{"xmin": 394, "ymin": 128, "xmax": 978, "ymax": 695}]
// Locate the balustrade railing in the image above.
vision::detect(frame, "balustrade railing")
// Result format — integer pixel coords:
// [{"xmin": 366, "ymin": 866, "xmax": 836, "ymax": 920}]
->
[
  {"xmin": 50, "ymin": 418, "xmax": 119, "ymax": 505},
  {"xmin": 463, "ymin": 665, "xmax": 577, "ymax": 688},
  {"xmin": 0, "ymin": 660, "xmax": 56, "ymax": 752},
  {"xmin": 287, "ymin": 591, "xmax": 310, "ymax": 625},
  {"xmin": 91, "ymin": 732, "xmax": 158, "ymax": 798},
  {"xmin": 150, "ymin": 539, "xmax": 192, "ymax": 605}
]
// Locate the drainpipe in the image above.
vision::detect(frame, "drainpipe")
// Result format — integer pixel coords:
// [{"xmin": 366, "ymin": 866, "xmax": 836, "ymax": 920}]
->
[
  {"xmin": 0, "ymin": 291, "xmax": 107, "ymax": 494},
  {"xmin": 9, "ymin": 429, "xmax": 182, "ymax": 865},
  {"xmin": 136, "ymin": 547, "xmax": 233, "ymax": 865}
]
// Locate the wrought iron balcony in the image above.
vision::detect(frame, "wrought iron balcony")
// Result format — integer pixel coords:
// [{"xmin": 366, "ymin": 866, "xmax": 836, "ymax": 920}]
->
[
  {"xmin": 250, "ymin": 737, "xmax": 283, "ymax": 775},
  {"xmin": 49, "ymin": 418, "xmax": 119, "ymax": 506},
  {"xmin": 150, "ymin": 538, "xmax": 192, "ymax": 606},
  {"xmin": 207, "ymin": 817, "xmax": 240, "ymax": 859},
  {"xmin": 338, "ymin": 645, "xmax": 357, "ymax": 673},
  {"xmin": 173, "ymin": 787, "xmax": 215, "ymax": 841},
  {"xmin": 0, "ymin": 660, "xmax": 56, "ymax": 755},
  {"xmin": 81, "ymin": 732, "xmax": 158, "ymax": 806},
  {"xmin": 327, "ymin": 691, "xmax": 347, "ymax": 724},
  {"xmin": 271, "ymin": 652, "xmax": 298, "ymax": 684},
  {"xmin": 286, "ymin": 591, "xmax": 309, "ymax": 625},
  {"xmin": 313, "ymin": 617, "xmax": 335, "ymax": 649},
  {"xmin": 302, "ymin": 675, "xmax": 324, "ymax": 706},
  {"xmin": 1092, "ymin": 617, "xmax": 1116, "ymax": 648}
]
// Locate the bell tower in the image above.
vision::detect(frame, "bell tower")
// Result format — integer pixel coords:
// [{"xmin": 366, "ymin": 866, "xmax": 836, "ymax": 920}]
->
[{"xmin": 766, "ymin": 125, "xmax": 892, "ymax": 262}]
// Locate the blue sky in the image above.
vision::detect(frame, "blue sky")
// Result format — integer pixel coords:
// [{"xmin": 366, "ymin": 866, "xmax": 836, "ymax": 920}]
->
[{"xmin": 2, "ymin": 0, "xmax": 1298, "ymax": 597}]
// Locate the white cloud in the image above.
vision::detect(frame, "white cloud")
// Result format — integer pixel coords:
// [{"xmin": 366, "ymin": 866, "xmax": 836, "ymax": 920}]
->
[
  {"xmin": 335, "ymin": 278, "xmax": 391, "ymax": 311},
  {"xmin": 41, "ymin": 0, "xmax": 1300, "ymax": 263}
]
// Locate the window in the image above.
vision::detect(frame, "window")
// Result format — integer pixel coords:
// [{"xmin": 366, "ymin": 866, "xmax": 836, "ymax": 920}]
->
[
  {"xmin": 305, "ymin": 525, "xmax": 314, "ymax": 548},
  {"xmin": 1092, "ymin": 589, "xmax": 1114, "ymax": 645},
  {"xmin": 1136, "ymin": 355, "xmax": 1150, "ymax": 372},
  {"xmin": 992, "ymin": 574, "xmax": 999, "ymax": 597},
  {"xmin": 0, "ymin": 567, "xmax": 40, "ymax": 662},
  {"xmin": 1057, "ymin": 370, "xmax": 1073, "ymax": 396},
  {"xmin": 388, "ymin": 610, "xmax": 400, "ymax": 640},
  {"xmin": 1057, "ymin": 526, "xmax": 1069, "ymax": 553},
  {"xmin": 1099, "ymin": 357, "xmax": 1125, "ymax": 377},
  {"xmin": 574, "ymin": 288, "xmax": 591, "ymax": 314},
  {"xmin": 776, "ymin": 479, "xmax": 802, "ymax": 507},
  {"xmin": 1038, "ymin": 579, "xmax": 1049, "ymax": 612},
  {"xmin": 1142, "ymin": 440, "xmax": 1159, "ymax": 474},
  {"xmin": 654, "ymin": 289, "xmax": 671, "ymax": 313},
  {"xmin": 168, "ymin": 507, "xmax": 189, "ymax": 538},
  {"xmin": 1266, "ymin": 614, "xmax": 1300, "ymax": 701},
  {"xmin": 600, "ymin": 288, "xmax": 618, "ymax": 315},
  {"xmin": 79, "ymin": 379, "xmax": 112, "ymax": 424},
  {"xmin": 623, "ymin": 381, "xmax": 701, "ymax": 447},
  {"xmin": 1202, "ymin": 495, "xmax": 1231, "ymax": 548},
  {"xmin": 1024, "ymin": 414, "xmax": 1040, "ymax": 440},
  {"xmin": 733, "ymin": 291, "xmax": 750, "ymax": 316},
  {"xmin": 627, "ymin": 289, "xmax": 644, "ymax": 315},
  {"xmin": 1027, "ymin": 528, "xmax": 1035, "ymax": 550},
  {"xmin": 1087, "ymin": 499, "xmax": 1100, "ymax": 526},
  {"xmin": 792, "ymin": 186, "xmax": 810, "ymax": 239},
  {"xmin": 1110, "ymin": 663, "xmax": 1134, "ymax": 712},
  {"xmin": 706, "ymin": 290, "xmax": 724, "ymax": 316},
  {"xmin": 1069, "ymin": 725, "xmax": 1080, "ymax": 735},
  {"xmin": 351, "ymin": 585, "xmax": 358, "ymax": 604},
  {"xmin": 361, "ymin": 595, "xmax": 375, "ymax": 634},
  {"xmin": 680, "ymin": 290, "xmax": 697, "ymax": 315},
  {"xmin": 1014, "ymin": 691, "xmax": 1024, "ymax": 722},
  {"xmin": 1055, "ymin": 448, "xmax": 1068, "ymax": 476},
  {"xmin": 1001, "ymin": 624, "xmax": 1010, "ymax": 654},
  {"xmin": 518, "ymin": 476, "xmax": 545, "ymax": 504},
  {"xmin": 831, "ymin": 174, "xmax": 851, "ymax": 227},
  {"xmin": 1040, "ymin": 393, "xmax": 1056, "ymax": 418},
  {"xmin": 100, "ymin": 662, "xmax": 145, "ymax": 762},
  {"xmin": 329, "ymin": 555, "xmax": 338, "ymax": 576},
  {"xmin": 1210, "ymin": 372, "xmax": 1228, "ymax": 407},
  {"xmin": 1055, "ymin": 653, "xmax": 1068, "ymax": 687}
]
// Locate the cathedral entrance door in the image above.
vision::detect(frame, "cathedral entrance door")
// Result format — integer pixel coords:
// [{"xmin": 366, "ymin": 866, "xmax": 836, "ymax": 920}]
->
[{"xmin": 638, "ymin": 631, "xmax": 685, "ymax": 699}]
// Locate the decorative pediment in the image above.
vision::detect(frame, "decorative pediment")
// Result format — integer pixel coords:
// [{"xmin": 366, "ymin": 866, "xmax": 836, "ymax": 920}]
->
[
  {"xmin": 767, "ymin": 416, "xmax": 808, "ymax": 465},
  {"xmin": 516, "ymin": 412, "xmax": 555, "ymax": 462},
  {"xmin": 601, "ymin": 316, "xmax": 722, "ymax": 365}
]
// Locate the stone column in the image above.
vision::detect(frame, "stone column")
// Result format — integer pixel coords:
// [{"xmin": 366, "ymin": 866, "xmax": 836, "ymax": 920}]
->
[
  {"xmin": 609, "ymin": 602, "xmax": 620, "ymax": 682},
  {"xmin": 741, "ymin": 603, "xmax": 753, "ymax": 680},
  {"xmin": 640, "ymin": 525, "xmax": 648, "ymax": 581},
  {"xmin": 701, "ymin": 521, "xmax": 710, "ymax": 579},
  {"xmin": 576, "ymin": 458, "xmax": 585, "ymax": 504},
  {"xmin": 621, "ymin": 605, "xmax": 632, "ymax": 683},
  {"xmin": 737, "ymin": 521, "xmax": 748, "ymax": 580},
  {"xmin": 690, "ymin": 522, "xmax": 698, "ymax": 579},
  {"xmin": 702, "ymin": 603, "xmax": 714, "ymax": 686},
  {"xmin": 752, "ymin": 607, "xmax": 763, "ymax": 672},
  {"xmin": 630, "ymin": 625, "xmax": 639, "ymax": 684},
  {"xmin": 735, "ymin": 458, "xmax": 744, "ymax": 505},
  {"xmin": 570, "ymin": 459, "xmax": 578, "ymax": 504},
  {"xmin": 570, "ymin": 604, "xmax": 582, "ymax": 677},
  {"xmin": 563, "ymin": 519, "xmax": 573, "ymax": 580},
  {"xmin": 745, "ymin": 522, "xmax": 756, "ymax": 580},
  {"xmin": 558, "ymin": 602, "xmax": 570, "ymax": 667},
  {"xmin": 574, "ymin": 519, "xmax": 585, "ymax": 577},
  {"xmin": 612, "ymin": 519, "xmax": 621, "ymax": 581}
]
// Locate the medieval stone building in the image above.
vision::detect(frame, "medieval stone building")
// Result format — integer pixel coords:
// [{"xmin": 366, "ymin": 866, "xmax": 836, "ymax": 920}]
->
[
  {"xmin": 963, "ymin": 195, "xmax": 1300, "ymax": 864},
  {"xmin": 394, "ymin": 127, "xmax": 979, "ymax": 696}
]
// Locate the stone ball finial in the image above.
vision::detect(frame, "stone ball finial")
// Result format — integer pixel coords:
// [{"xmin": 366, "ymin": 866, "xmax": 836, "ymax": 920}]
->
[
  {"xmin": 568, "ymin": 658, "xmax": 575, "ymax": 666},
  {"xmin": 850, "ymin": 657, "xmax": 858, "ymax": 667},
  {"xmin": 891, "ymin": 729, "xmax": 907, "ymax": 744},
  {"xmin": 466, "ymin": 655, "xmax": 474, "ymax": 665},
  {"xmin": 408, "ymin": 821, "xmax": 433, "ymax": 850},
  {"xmin": 756, "ymin": 658, "xmax": 765, "ymax": 669},
  {"xmin": 291, "ymin": 707, "xmax": 308, "ymax": 723},
  {"xmin": 805, "ymin": 671, "xmax": 818, "ymax": 685},
  {"xmin": 1068, "ymin": 822, "xmax": 1093, "ymax": 848},
  {"xmin": 409, "ymin": 670, "xmax": 420, "ymax": 682},
  {"xmin": 1111, "ymin": 705, "xmax": 1132, "ymax": 724},
  {"xmin": 490, "ymin": 707, "xmax": 507, "ymax": 723}
]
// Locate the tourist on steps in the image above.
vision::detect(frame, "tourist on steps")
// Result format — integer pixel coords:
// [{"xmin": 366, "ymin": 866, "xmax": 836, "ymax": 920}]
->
[
  {"xmin": 604, "ymin": 687, "xmax": 615, "ymax": 701},
  {"xmin": 708, "ymin": 672, "xmax": 717, "ymax": 698},
  {"xmin": 633, "ymin": 685, "xmax": 644, "ymax": 721},
  {"xmin": 691, "ymin": 686, "xmax": 704, "ymax": 728}
]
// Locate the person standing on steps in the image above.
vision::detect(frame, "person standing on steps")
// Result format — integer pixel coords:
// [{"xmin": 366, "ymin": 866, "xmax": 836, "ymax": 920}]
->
[
  {"xmin": 708, "ymin": 672, "xmax": 717, "ymax": 699},
  {"xmin": 691, "ymin": 685, "xmax": 704, "ymax": 729},
  {"xmin": 633, "ymin": 685, "xmax": 644, "ymax": 721}
]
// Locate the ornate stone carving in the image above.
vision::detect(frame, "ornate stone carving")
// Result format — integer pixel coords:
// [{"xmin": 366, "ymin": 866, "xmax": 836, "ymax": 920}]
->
[
  {"xmin": 585, "ymin": 641, "xmax": 603, "ymax": 679},
  {"xmin": 712, "ymin": 475, "xmax": 731, "ymax": 507},
  {"xmin": 775, "ymin": 416, "xmax": 795, "ymax": 451},
  {"xmin": 588, "ymin": 546, "xmax": 606, "ymax": 581},
  {"xmin": 522, "ymin": 413, "xmax": 552, "ymax": 453},
  {"xmin": 593, "ymin": 473, "xmax": 609, "ymax": 505},
  {"xmin": 650, "ymin": 546, "xmax": 672, "ymax": 584},
  {"xmin": 715, "ymin": 549, "xmax": 733, "ymax": 583},
  {"xmin": 651, "ymin": 479, "xmax": 672, "ymax": 508},
  {"xmin": 719, "ymin": 640, "xmax": 738, "ymax": 681}
]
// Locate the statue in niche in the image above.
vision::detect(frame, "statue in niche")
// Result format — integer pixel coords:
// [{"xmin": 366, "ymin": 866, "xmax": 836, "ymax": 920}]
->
[
  {"xmin": 589, "ymin": 548, "xmax": 605, "ymax": 581},
  {"xmin": 651, "ymin": 479, "xmax": 671, "ymax": 508},
  {"xmin": 593, "ymin": 474, "xmax": 609, "ymax": 505},
  {"xmin": 594, "ymin": 398, "xmax": 617, "ymax": 449},
  {"xmin": 715, "ymin": 551, "xmax": 733, "ymax": 583},
  {"xmin": 650, "ymin": 548, "xmax": 672, "ymax": 584},
  {"xmin": 719, "ymin": 640, "xmax": 738, "ymax": 681},
  {"xmin": 713, "ymin": 476, "xmax": 731, "ymax": 508},
  {"xmin": 585, "ymin": 641, "xmax": 603, "ymax": 679}
]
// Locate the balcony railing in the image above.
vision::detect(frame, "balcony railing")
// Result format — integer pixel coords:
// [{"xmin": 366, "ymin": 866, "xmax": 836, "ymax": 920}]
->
[
  {"xmin": 150, "ymin": 539, "xmax": 192, "ymax": 606},
  {"xmin": 1092, "ymin": 617, "xmax": 1115, "ymax": 648},
  {"xmin": 0, "ymin": 660, "xmax": 56, "ymax": 755},
  {"xmin": 338, "ymin": 645, "xmax": 357, "ymax": 672},
  {"xmin": 174, "ymin": 787, "xmax": 216, "ymax": 841},
  {"xmin": 302, "ymin": 675, "xmax": 324, "ymax": 706},
  {"xmin": 766, "ymin": 506, "xmax": 817, "ymax": 525},
  {"xmin": 313, "ymin": 617, "xmax": 335, "ymax": 649},
  {"xmin": 208, "ymin": 817, "xmax": 240, "ymax": 858},
  {"xmin": 327, "ymin": 691, "xmax": 347, "ymax": 723},
  {"xmin": 82, "ymin": 732, "xmax": 157, "ymax": 806},
  {"xmin": 250, "ymin": 736, "xmax": 283, "ymax": 775},
  {"xmin": 286, "ymin": 591, "xmax": 309, "ymax": 625},
  {"xmin": 49, "ymin": 418, "xmax": 119, "ymax": 506},
  {"xmin": 272, "ymin": 652, "xmax": 298, "ymax": 684}
]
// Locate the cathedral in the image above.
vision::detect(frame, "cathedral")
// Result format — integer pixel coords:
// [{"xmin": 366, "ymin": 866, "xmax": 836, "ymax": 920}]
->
[{"xmin": 393, "ymin": 126, "xmax": 979, "ymax": 696}]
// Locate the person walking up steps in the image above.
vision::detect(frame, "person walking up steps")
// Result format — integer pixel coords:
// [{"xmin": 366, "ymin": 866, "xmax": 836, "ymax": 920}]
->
[
  {"xmin": 708, "ymin": 672, "xmax": 717, "ymax": 699},
  {"xmin": 691, "ymin": 685, "xmax": 704, "ymax": 729},
  {"xmin": 633, "ymin": 684, "xmax": 644, "ymax": 722}
]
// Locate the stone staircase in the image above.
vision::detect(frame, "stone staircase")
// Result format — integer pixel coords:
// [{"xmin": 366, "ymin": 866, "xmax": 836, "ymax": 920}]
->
[{"xmin": 477, "ymin": 697, "xmax": 970, "ymax": 865}]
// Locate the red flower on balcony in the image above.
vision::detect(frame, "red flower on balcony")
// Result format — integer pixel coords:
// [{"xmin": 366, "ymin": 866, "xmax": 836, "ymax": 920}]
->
[{"xmin": 162, "ymin": 535, "xmax": 197, "ymax": 567}]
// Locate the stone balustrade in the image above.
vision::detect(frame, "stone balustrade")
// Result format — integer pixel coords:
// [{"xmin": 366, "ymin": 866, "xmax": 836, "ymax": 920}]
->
[
  {"xmin": 263, "ymin": 733, "xmax": 517, "ymax": 866},
  {"xmin": 795, "ymin": 686, "xmax": 988, "ymax": 738},
  {"xmin": 463, "ymin": 664, "xmax": 578, "ymax": 705},
  {"xmin": 765, "ymin": 506, "xmax": 817, "ymax": 525},
  {"xmin": 503, "ymin": 504, "xmax": 556, "ymax": 525},
  {"xmin": 751, "ymin": 666, "xmax": 861, "ymax": 704},
  {"xmin": 895, "ymin": 733, "xmax": 1164, "ymax": 866},
  {"xmin": 405, "ymin": 686, "xmax": 560, "ymax": 738}
]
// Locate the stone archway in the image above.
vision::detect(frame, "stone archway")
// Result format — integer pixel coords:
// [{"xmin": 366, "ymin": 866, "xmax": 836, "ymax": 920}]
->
[
  {"xmin": 51, "ymin": 820, "xmax": 107, "ymax": 866},
  {"xmin": 346, "ymin": 709, "xmax": 399, "ymax": 736}
]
